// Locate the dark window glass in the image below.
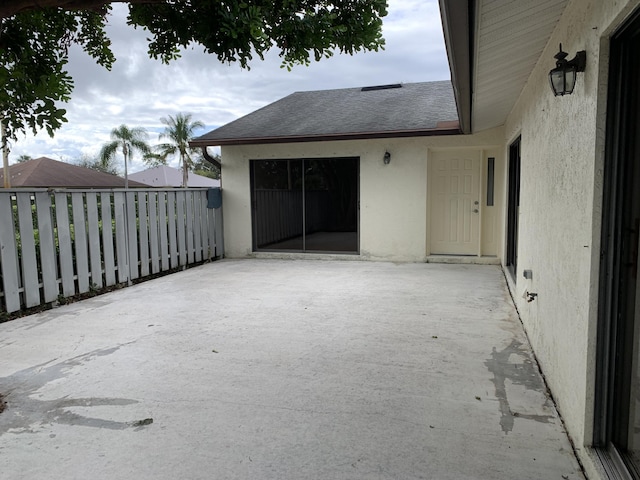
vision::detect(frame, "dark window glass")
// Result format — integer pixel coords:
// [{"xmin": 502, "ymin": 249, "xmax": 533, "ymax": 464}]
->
[
  {"xmin": 250, "ymin": 158, "xmax": 359, "ymax": 253},
  {"xmin": 487, "ymin": 157, "xmax": 495, "ymax": 206}
]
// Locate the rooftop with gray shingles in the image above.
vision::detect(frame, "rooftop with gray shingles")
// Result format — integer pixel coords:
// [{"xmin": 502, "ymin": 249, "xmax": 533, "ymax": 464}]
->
[
  {"xmin": 191, "ymin": 81, "xmax": 459, "ymax": 146},
  {"xmin": 0, "ymin": 157, "xmax": 147, "ymax": 188}
]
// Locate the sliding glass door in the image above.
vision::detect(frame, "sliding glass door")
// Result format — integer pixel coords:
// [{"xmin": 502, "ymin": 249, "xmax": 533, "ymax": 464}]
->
[
  {"xmin": 595, "ymin": 7, "xmax": 640, "ymax": 478},
  {"xmin": 250, "ymin": 157, "xmax": 359, "ymax": 253}
]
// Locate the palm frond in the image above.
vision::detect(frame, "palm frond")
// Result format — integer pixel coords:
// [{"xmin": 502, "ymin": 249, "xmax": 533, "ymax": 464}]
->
[{"xmin": 99, "ymin": 141, "xmax": 119, "ymax": 163}]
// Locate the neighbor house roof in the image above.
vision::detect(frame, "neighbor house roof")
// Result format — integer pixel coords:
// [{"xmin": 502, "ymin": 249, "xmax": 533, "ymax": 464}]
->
[
  {"xmin": 191, "ymin": 81, "xmax": 459, "ymax": 147},
  {"xmin": 129, "ymin": 165, "xmax": 220, "ymax": 188},
  {"xmin": 0, "ymin": 157, "xmax": 146, "ymax": 188},
  {"xmin": 439, "ymin": 0, "xmax": 569, "ymax": 133}
]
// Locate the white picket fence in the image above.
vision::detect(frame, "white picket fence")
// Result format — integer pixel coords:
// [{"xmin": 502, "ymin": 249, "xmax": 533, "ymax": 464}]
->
[{"xmin": 0, "ymin": 187, "xmax": 223, "ymax": 314}]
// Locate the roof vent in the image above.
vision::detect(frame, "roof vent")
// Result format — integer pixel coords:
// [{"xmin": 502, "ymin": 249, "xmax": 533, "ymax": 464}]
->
[{"xmin": 361, "ymin": 84, "xmax": 402, "ymax": 92}]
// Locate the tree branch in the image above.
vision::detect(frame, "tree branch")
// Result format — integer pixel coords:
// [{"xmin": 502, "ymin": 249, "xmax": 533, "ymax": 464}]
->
[{"xmin": 0, "ymin": 0, "xmax": 165, "ymax": 18}]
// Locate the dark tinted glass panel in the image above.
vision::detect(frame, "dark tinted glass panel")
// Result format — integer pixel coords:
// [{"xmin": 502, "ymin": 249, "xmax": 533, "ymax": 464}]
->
[
  {"xmin": 506, "ymin": 139, "xmax": 520, "ymax": 277},
  {"xmin": 304, "ymin": 158, "xmax": 358, "ymax": 252},
  {"xmin": 251, "ymin": 160, "xmax": 303, "ymax": 250},
  {"xmin": 487, "ymin": 157, "xmax": 495, "ymax": 206},
  {"xmin": 251, "ymin": 157, "xmax": 359, "ymax": 253}
]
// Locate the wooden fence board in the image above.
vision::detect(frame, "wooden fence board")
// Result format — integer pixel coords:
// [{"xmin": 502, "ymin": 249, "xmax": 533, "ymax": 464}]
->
[
  {"xmin": 71, "ymin": 193, "xmax": 90, "ymax": 294},
  {"xmin": 200, "ymin": 194, "xmax": 210, "ymax": 260},
  {"xmin": 167, "ymin": 192, "xmax": 178, "ymax": 268},
  {"xmin": 215, "ymin": 207, "xmax": 224, "ymax": 258},
  {"xmin": 200, "ymin": 192, "xmax": 208, "ymax": 259},
  {"xmin": 16, "ymin": 192, "xmax": 40, "ymax": 307},
  {"xmin": 176, "ymin": 191, "xmax": 187, "ymax": 266},
  {"xmin": 101, "ymin": 192, "xmax": 116, "ymax": 286},
  {"xmin": 167, "ymin": 191, "xmax": 178, "ymax": 269},
  {"xmin": 148, "ymin": 191, "xmax": 160, "ymax": 274},
  {"xmin": 138, "ymin": 192, "xmax": 150, "ymax": 277},
  {"xmin": 126, "ymin": 191, "xmax": 139, "ymax": 280},
  {"xmin": 55, "ymin": 193, "xmax": 75, "ymax": 297},
  {"xmin": 207, "ymin": 208, "xmax": 216, "ymax": 259},
  {"xmin": 35, "ymin": 192, "xmax": 59, "ymax": 303},
  {"xmin": 113, "ymin": 192, "xmax": 129, "ymax": 284},
  {"xmin": 186, "ymin": 191, "xmax": 195, "ymax": 264},
  {"xmin": 86, "ymin": 193, "xmax": 103, "ymax": 289},
  {"xmin": 158, "ymin": 191, "xmax": 169, "ymax": 271},
  {"xmin": 193, "ymin": 192, "xmax": 203, "ymax": 262},
  {"xmin": 0, "ymin": 193, "xmax": 21, "ymax": 312}
]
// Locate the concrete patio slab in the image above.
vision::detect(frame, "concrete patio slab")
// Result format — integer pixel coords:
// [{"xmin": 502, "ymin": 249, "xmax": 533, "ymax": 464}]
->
[{"xmin": 0, "ymin": 259, "xmax": 583, "ymax": 479}]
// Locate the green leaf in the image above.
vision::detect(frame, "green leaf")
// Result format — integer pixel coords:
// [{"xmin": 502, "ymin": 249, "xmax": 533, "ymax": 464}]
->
[{"xmin": 0, "ymin": 1, "xmax": 386, "ymax": 142}]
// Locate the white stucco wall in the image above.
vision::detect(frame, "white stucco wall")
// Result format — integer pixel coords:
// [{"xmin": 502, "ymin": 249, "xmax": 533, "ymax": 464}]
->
[
  {"xmin": 220, "ymin": 128, "xmax": 503, "ymax": 262},
  {"xmin": 502, "ymin": 0, "xmax": 640, "ymax": 462}
]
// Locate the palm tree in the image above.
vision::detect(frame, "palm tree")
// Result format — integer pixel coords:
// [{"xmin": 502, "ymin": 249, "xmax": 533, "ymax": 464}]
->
[
  {"xmin": 155, "ymin": 113, "xmax": 205, "ymax": 187},
  {"xmin": 99, "ymin": 125, "xmax": 151, "ymax": 188}
]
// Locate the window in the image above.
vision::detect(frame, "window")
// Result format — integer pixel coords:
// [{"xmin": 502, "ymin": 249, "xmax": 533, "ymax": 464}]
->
[
  {"xmin": 487, "ymin": 157, "xmax": 495, "ymax": 206},
  {"xmin": 506, "ymin": 139, "xmax": 521, "ymax": 278},
  {"xmin": 250, "ymin": 157, "xmax": 359, "ymax": 253}
]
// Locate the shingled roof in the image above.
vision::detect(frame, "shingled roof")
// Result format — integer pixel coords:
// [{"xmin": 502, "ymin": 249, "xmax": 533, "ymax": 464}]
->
[
  {"xmin": 191, "ymin": 81, "xmax": 459, "ymax": 147},
  {"xmin": 0, "ymin": 157, "xmax": 146, "ymax": 188}
]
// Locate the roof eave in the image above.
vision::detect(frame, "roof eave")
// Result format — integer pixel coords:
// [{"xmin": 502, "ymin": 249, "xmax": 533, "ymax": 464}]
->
[
  {"xmin": 190, "ymin": 126, "xmax": 462, "ymax": 148},
  {"xmin": 438, "ymin": 0, "xmax": 473, "ymax": 134}
]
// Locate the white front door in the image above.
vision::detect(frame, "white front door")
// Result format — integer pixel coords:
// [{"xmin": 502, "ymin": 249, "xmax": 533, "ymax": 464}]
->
[{"xmin": 429, "ymin": 150, "xmax": 481, "ymax": 255}]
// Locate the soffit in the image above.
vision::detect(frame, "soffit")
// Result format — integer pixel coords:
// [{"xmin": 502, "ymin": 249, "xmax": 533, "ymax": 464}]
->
[{"xmin": 472, "ymin": 0, "xmax": 568, "ymax": 131}]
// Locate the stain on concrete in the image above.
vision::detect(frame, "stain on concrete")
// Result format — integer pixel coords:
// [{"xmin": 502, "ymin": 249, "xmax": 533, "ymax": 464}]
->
[
  {"xmin": 485, "ymin": 339, "xmax": 554, "ymax": 433},
  {"xmin": 0, "ymin": 343, "xmax": 143, "ymax": 435}
]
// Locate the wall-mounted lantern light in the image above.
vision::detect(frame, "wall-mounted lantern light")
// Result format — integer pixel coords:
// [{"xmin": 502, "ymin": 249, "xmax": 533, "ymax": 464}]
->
[
  {"xmin": 383, "ymin": 151, "xmax": 391, "ymax": 165},
  {"xmin": 549, "ymin": 43, "xmax": 586, "ymax": 96}
]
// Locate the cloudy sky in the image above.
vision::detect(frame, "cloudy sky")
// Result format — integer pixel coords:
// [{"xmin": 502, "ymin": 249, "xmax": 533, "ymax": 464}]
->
[{"xmin": 9, "ymin": 0, "xmax": 450, "ymax": 173}]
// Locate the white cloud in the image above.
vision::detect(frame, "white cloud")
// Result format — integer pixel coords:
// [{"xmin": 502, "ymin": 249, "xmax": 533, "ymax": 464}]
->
[{"xmin": 8, "ymin": 0, "xmax": 450, "ymax": 173}]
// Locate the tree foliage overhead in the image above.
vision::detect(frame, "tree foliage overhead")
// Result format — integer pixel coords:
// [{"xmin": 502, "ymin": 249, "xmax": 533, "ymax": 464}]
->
[
  {"xmin": 1, "ymin": 7, "xmax": 114, "ymax": 140},
  {"xmin": 0, "ymin": 0, "xmax": 387, "ymax": 142}
]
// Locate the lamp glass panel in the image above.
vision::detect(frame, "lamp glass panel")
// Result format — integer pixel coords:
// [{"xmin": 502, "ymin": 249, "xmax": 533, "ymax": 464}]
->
[
  {"xmin": 550, "ymin": 69, "xmax": 566, "ymax": 96},
  {"xmin": 564, "ymin": 68, "xmax": 577, "ymax": 94}
]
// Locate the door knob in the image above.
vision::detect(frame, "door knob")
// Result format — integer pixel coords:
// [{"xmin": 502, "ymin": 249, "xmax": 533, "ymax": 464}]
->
[{"xmin": 473, "ymin": 209, "xmax": 479, "ymax": 213}]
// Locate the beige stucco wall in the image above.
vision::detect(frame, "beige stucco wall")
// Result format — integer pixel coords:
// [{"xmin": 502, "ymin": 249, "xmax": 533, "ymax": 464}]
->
[
  {"xmin": 220, "ymin": 128, "xmax": 503, "ymax": 262},
  {"xmin": 501, "ymin": 0, "xmax": 640, "ymax": 468}
]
